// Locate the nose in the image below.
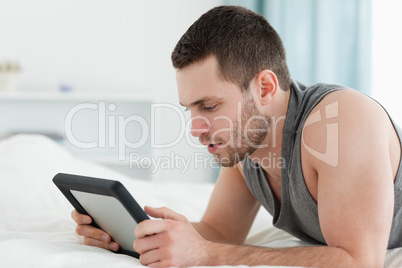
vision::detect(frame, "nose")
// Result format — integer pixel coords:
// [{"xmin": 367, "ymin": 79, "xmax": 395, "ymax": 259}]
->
[{"xmin": 190, "ymin": 115, "xmax": 210, "ymax": 137}]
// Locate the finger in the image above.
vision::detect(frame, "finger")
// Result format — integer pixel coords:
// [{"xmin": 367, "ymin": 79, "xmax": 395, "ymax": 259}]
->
[
  {"xmin": 84, "ymin": 237, "xmax": 119, "ymax": 252},
  {"xmin": 135, "ymin": 220, "xmax": 167, "ymax": 238},
  {"xmin": 134, "ymin": 233, "xmax": 161, "ymax": 254},
  {"xmin": 139, "ymin": 248, "xmax": 161, "ymax": 266},
  {"xmin": 71, "ymin": 210, "xmax": 92, "ymax": 225},
  {"xmin": 144, "ymin": 206, "xmax": 187, "ymax": 222},
  {"xmin": 76, "ymin": 224, "xmax": 112, "ymax": 243}
]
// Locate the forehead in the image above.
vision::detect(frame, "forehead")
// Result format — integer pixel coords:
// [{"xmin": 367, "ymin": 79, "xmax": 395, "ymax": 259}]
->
[{"xmin": 176, "ymin": 56, "xmax": 242, "ymax": 106}]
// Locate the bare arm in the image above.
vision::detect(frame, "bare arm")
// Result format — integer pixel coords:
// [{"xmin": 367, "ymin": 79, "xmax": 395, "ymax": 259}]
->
[
  {"xmin": 307, "ymin": 90, "xmax": 394, "ymax": 266},
  {"xmin": 192, "ymin": 163, "xmax": 260, "ymax": 243},
  {"xmin": 136, "ymin": 206, "xmax": 359, "ymax": 267},
  {"xmin": 203, "ymin": 243, "xmax": 356, "ymax": 267}
]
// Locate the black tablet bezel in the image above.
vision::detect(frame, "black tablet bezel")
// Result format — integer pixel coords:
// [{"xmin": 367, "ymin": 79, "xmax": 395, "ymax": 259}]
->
[{"xmin": 53, "ymin": 172, "xmax": 149, "ymax": 258}]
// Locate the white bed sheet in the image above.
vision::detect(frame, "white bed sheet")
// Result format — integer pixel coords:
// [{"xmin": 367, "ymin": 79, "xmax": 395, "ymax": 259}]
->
[{"xmin": 0, "ymin": 135, "xmax": 401, "ymax": 268}]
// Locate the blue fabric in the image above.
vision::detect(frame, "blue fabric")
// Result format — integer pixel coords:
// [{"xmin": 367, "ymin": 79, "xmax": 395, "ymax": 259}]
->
[{"xmin": 225, "ymin": 0, "xmax": 372, "ymax": 94}]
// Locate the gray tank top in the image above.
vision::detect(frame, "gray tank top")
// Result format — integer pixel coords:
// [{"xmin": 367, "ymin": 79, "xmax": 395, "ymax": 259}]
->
[{"xmin": 243, "ymin": 80, "xmax": 402, "ymax": 249}]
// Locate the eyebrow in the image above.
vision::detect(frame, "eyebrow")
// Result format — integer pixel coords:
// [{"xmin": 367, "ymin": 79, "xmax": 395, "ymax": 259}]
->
[{"xmin": 179, "ymin": 96, "xmax": 222, "ymax": 108}]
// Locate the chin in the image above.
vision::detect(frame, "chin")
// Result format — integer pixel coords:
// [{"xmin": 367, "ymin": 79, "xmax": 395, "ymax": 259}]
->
[
  {"xmin": 213, "ymin": 152, "xmax": 243, "ymax": 168},
  {"xmin": 216, "ymin": 161, "xmax": 237, "ymax": 168}
]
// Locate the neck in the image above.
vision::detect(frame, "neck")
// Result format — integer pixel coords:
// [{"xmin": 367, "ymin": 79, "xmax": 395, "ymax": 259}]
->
[{"xmin": 249, "ymin": 89, "xmax": 290, "ymax": 177}]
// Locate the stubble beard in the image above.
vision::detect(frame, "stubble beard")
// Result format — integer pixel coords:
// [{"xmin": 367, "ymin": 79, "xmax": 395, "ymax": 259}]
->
[{"xmin": 214, "ymin": 96, "xmax": 270, "ymax": 167}]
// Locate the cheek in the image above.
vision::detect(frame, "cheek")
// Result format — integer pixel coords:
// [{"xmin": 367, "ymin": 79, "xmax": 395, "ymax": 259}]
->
[{"xmin": 210, "ymin": 119, "xmax": 239, "ymax": 140}]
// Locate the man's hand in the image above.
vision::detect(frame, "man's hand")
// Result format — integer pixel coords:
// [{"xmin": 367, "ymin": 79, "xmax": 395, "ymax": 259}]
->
[
  {"xmin": 134, "ymin": 206, "xmax": 211, "ymax": 267},
  {"xmin": 71, "ymin": 210, "xmax": 120, "ymax": 252}
]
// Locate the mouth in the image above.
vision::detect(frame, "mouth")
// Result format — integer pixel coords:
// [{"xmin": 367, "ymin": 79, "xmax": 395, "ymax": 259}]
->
[{"xmin": 207, "ymin": 143, "xmax": 222, "ymax": 153}]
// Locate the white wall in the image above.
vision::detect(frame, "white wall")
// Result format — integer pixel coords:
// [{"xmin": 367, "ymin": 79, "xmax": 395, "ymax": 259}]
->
[
  {"xmin": 0, "ymin": 0, "xmax": 223, "ymax": 95},
  {"xmin": 372, "ymin": 0, "xmax": 402, "ymax": 126},
  {"xmin": 0, "ymin": 0, "xmax": 224, "ymax": 183}
]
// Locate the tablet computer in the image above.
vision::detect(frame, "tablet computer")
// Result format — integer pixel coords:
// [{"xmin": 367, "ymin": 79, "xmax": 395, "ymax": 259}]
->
[{"xmin": 53, "ymin": 173, "xmax": 149, "ymax": 258}]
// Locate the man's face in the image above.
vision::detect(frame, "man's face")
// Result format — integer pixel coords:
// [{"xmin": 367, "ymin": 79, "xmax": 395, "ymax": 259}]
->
[{"xmin": 177, "ymin": 57, "xmax": 270, "ymax": 167}]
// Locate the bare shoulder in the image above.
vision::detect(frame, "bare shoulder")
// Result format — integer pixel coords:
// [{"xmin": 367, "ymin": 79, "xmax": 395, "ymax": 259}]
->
[
  {"xmin": 302, "ymin": 88, "xmax": 395, "ymax": 169},
  {"xmin": 310, "ymin": 88, "xmax": 390, "ymax": 125}
]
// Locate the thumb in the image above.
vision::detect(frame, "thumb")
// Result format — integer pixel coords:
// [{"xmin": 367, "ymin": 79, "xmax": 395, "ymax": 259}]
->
[{"xmin": 144, "ymin": 206, "xmax": 187, "ymax": 222}]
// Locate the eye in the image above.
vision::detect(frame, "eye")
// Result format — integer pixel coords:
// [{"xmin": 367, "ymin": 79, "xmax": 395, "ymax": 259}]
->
[
  {"xmin": 184, "ymin": 107, "xmax": 189, "ymax": 112},
  {"xmin": 204, "ymin": 105, "xmax": 217, "ymax": 112}
]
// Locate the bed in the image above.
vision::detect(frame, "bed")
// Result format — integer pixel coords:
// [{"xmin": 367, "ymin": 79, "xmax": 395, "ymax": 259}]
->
[{"xmin": 0, "ymin": 134, "xmax": 401, "ymax": 267}]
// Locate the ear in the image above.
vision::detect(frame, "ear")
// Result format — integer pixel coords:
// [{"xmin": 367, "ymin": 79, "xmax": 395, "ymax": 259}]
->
[{"xmin": 255, "ymin": 70, "xmax": 279, "ymax": 105}]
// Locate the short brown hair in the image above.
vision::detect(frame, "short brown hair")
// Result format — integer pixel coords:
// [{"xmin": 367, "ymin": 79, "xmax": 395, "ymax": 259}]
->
[{"xmin": 171, "ymin": 5, "xmax": 291, "ymax": 91}]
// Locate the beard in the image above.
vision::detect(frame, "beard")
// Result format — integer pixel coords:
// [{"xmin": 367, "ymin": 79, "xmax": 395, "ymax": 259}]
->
[{"xmin": 212, "ymin": 94, "xmax": 270, "ymax": 167}]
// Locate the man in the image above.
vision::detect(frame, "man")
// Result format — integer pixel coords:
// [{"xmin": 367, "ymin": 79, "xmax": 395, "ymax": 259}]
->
[{"xmin": 72, "ymin": 6, "xmax": 402, "ymax": 267}]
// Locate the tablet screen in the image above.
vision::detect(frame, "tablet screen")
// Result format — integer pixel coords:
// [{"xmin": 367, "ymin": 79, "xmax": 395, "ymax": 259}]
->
[{"xmin": 71, "ymin": 190, "xmax": 138, "ymax": 252}]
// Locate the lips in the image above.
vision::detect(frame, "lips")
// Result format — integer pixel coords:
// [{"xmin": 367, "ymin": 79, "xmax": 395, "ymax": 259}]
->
[{"xmin": 207, "ymin": 143, "xmax": 222, "ymax": 153}]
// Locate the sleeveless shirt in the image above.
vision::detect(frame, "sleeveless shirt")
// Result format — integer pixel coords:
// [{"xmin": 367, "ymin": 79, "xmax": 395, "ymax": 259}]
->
[{"xmin": 242, "ymin": 80, "xmax": 402, "ymax": 249}]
